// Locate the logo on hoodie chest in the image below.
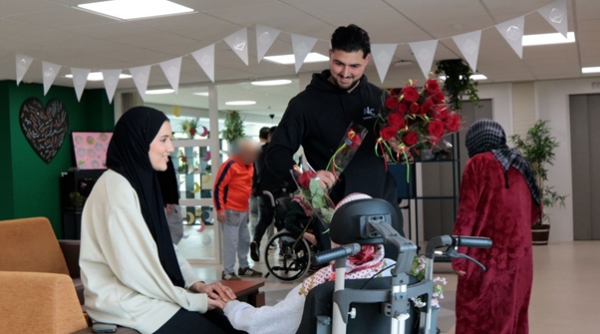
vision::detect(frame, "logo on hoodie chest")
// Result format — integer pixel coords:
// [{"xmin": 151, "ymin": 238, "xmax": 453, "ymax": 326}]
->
[{"xmin": 363, "ymin": 106, "xmax": 377, "ymax": 120}]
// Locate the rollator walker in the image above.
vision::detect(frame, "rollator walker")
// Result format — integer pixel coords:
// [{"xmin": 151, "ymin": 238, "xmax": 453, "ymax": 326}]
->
[{"xmin": 296, "ymin": 198, "xmax": 492, "ymax": 334}]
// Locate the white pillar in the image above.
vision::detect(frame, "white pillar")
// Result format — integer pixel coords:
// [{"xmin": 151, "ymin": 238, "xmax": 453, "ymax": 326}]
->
[{"xmin": 208, "ymin": 83, "xmax": 222, "ymax": 263}]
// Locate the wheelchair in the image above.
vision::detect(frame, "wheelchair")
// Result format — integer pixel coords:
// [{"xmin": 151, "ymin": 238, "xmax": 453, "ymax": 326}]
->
[{"xmin": 260, "ymin": 190, "xmax": 322, "ymax": 282}]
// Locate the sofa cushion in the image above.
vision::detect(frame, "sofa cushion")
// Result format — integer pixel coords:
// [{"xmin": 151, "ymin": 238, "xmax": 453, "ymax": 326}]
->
[{"xmin": 0, "ymin": 218, "xmax": 69, "ymax": 275}]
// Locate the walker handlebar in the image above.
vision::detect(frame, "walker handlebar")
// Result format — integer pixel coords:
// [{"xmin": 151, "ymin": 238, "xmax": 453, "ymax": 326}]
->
[{"xmin": 452, "ymin": 236, "xmax": 493, "ymax": 249}]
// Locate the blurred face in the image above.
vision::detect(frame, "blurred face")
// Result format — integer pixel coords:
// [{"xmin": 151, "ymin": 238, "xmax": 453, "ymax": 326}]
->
[
  {"xmin": 237, "ymin": 141, "xmax": 259, "ymax": 165},
  {"xmin": 149, "ymin": 121, "xmax": 174, "ymax": 171},
  {"xmin": 329, "ymin": 49, "xmax": 370, "ymax": 91}
]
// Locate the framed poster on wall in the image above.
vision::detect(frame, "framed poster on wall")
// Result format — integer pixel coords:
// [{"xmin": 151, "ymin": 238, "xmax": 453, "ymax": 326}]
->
[{"xmin": 71, "ymin": 132, "xmax": 113, "ymax": 170}]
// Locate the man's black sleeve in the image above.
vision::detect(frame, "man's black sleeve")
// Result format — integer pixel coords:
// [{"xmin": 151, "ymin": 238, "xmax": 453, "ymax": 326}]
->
[{"xmin": 266, "ymin": 96, "xmax": 307, "ymax": 191}]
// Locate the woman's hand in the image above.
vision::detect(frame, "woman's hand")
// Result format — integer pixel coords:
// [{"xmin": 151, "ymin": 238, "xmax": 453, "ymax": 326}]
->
[
  {"xmin": 303, "ymin": 232, "xmax": 317, "ymax": 246},
  {"xmin": 207, "ymin": 297, "xmax": 225, "ymax": 310},
  {"xmin": 455, "ymin": 270, "xmax": 466, "ymax": 277},
  {"xmin": 192, "ymin": 281, "xmax": 236, "ymax": 302}
]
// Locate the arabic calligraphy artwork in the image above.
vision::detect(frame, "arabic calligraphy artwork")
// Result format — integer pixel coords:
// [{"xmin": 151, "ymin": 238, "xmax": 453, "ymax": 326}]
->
[{"xmin": 20, "ymin": 98, "xmax": 69, "ymax": 163}]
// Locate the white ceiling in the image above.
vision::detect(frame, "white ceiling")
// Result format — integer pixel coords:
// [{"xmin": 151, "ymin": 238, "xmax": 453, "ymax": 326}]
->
[{"xmin": 1, "ymin": 0, "xmax": 600, "ymax": 92}]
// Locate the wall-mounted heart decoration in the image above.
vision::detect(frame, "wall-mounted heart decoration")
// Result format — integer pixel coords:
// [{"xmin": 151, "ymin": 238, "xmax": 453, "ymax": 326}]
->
[{"xmin": 19, "ymin": 98, "xmax": 69, "ymax": 163}]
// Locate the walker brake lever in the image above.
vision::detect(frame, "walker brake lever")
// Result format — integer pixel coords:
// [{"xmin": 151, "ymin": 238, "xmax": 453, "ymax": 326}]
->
[{"xmin": 445, "ymin": 248, "xmax": 487, "ymax": 272}]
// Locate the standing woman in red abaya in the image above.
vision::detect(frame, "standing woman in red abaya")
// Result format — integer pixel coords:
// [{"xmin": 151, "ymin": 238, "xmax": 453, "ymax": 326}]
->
[{"xmin": 452, "ymin": 119, "xmax": 542, "ymax": 334}]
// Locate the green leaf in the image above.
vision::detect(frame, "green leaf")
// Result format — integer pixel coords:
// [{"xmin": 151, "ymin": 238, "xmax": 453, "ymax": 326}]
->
[
  {"xmin": 312, "ymin": 195, "xmax": 325, "ymax": 208},
  {"xmin": 309, "ymin": 178, "xmax": 320, "ymax": 193}
]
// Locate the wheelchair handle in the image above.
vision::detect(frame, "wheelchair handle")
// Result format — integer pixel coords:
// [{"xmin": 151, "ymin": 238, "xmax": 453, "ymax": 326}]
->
[
  {"xmin": 311, "ymin": 243, "xmax": 361, "ymax": 265},
  {"xmin": 452, "ymin": 236, "xmax": 493, "ymax": 249},
  {"xmin": 262, "ymin": 191, "xmax": 276, "ymax": 207}
]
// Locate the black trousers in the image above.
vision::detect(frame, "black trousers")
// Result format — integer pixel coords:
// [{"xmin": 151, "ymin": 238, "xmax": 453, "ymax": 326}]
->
[
  {"xmin": 154, "ymin": 308, "xmax": 246, "ymax": 334},
  {"xmin": 252, "ymin": 195, "xmax": 276, "ymax": 244}
]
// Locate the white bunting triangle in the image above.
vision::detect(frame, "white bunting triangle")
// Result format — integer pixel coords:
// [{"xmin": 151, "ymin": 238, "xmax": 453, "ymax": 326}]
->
[
  {"xmin": 495, "ymin": 16, "xmax": 525, "ymax": 58},
  {"xmin": 452, "ymin": 30, "xmax": 482, "ymax": 72},
  {"xmin": 42, "ymin": 61, "xmax": 61, "ymax": 96},
  {"xmin": 102, "ymin": 69, "xmax": 121, "ymax": 103},
  {"xmin": 371, "ymin": 44, "xmax": 397, "ymax": 83},
  {"xmin": 224, "ymin": 28, "xmax": 249, "ymax": 66},
  {"xmin": 291, "ymin": 34, "xmax": 318, "ymax": 73},
  {"xmin": 159, "ymin": 57, "xmax": 182, "ymax": 94},
  {"xmin": 191, "ymin": 44, "xmax": 215, "ymax": 83},
  {"xmin": 70, "ymin": 68, "xmax": 90, "ymax": 102},
  {"xmin": 256, "ymin": 25, "xmax": 281, "ymax": 63},
  {"xmin": 16, "ymin": 53, "xmax": 33, "ymax": 86},
  {"xmin": 409, "ymin": 40, "xmax": 438, "ymax": 79},
  {"xmin": 129, "ymin": 65, "xmax": 152, "ymax": 101},
  {"xmin": 538, "ymin": 0, "xmax": 568, "ymax": 38}
]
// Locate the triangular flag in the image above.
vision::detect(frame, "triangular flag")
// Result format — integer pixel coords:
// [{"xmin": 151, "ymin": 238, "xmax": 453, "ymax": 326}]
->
[
  {"xmin": 102, "ymin": 69, "xmax": 121, "ymax": 103},
  {"xmin": 16, "ymin": 53, "xmax": 33, "ymax": 86},
  {"xmin": 159, "ymin": 57, "xmax": 182, "ymax": 94},
  {"xmin": 538, "ymin": 0, "xmax": 568, "ymax": 38},
  {"xmin": 495, "ymin": 16, "xmax": 525, "ymax": 58},
  {"xmin": 129, "ymin": 65, "xmax": 152, "ymax": 101},
  {"xmin": 71, "ymin": 68, "xmax": 90, "ymax": 102},
  {"xmin": 409, "ymin": 40, "xmax": 438, "ymax": 79},
  {"xmin": 191, "ymin": 44, "xmax": 215, "ymax": 82},
  {"xmin": 256, "ymin": 25, "xmax": 280, "ymax": 63},
  {"xmin": 371, "ymin": 44, "xmax": 397, "ymax": 83},
  {"xmin": 291, "ymin": 34, "xmax": 318, "ymax": 73},
  {"xmin": 224, "ymin": 28, "xmax": 249, "ymax": 65},
  {"xmin": 42, "ymin": 61, "xmax": 61, "ymax": 96},
  {"xmin": 452, "ymin": 30, "xmax": 482, "ymax": 72}
]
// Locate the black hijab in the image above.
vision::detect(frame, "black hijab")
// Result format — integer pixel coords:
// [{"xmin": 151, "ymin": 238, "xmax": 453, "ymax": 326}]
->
[
  {"xmin": 106, "ymin": 106, "xmax": 185, "ymax": 288},
  {"xmin": 157, "ymin": 157, "xmax": 179, "ymax": 205},
  {"xmin": 465, "ymin": 119, "xmax": 541, "ymax": 212}
]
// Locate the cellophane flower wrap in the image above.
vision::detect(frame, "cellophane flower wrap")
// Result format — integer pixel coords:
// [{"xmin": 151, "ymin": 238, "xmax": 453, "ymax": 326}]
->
[
  {"xmin": 376, "ymin": 76, "xmax": 462, "ymax": 170},
  {"xmin": 410, "ymin": 255, "xmax": 447, "ymax": 309},
  {"xmin": 326, "ymin": 123, "xmax": 368, "ymax": 180}
]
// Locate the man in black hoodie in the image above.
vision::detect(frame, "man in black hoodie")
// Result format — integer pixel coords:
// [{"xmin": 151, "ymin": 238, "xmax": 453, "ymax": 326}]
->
[{"xmin": 266, "ymin": 24, "xmax": 405, "ymax": 251}]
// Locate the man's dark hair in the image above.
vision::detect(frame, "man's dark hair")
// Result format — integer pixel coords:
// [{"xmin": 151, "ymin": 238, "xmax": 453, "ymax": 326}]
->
[
  {"xmin": 259, "ymin": 127, "xmax": 270, "ymax": 140},
  {"xmin": 268, "ymin": 126, "xmax": 277, "ymax": 135},
  {"xmin": 331, "ymin": 24, "xmax": 371, "ymax": 58}
]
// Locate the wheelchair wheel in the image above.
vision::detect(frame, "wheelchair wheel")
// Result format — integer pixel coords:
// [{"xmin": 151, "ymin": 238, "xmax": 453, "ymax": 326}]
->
[{"xmin": 264, "ymin": 230, "xmax": 311, "ymax": 282}]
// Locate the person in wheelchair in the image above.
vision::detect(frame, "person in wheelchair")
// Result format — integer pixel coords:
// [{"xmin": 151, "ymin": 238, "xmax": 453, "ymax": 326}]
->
[{"xmin": 223, "ymin": 194, "xmax": 396, "ymax": 334}]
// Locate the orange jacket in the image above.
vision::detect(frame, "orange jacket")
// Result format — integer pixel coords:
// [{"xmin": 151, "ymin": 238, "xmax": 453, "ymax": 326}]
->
[{"xmin": 213, "ymin": 156, "xmax": 254, "ymax": 213}]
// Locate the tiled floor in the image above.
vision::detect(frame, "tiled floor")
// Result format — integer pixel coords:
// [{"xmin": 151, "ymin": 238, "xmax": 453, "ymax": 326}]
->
[{"xmin": 188, "ymin": 241, "xmax": 600, "ymax": 333}]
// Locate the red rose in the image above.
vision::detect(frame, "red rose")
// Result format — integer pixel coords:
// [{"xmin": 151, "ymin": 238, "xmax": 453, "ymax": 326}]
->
[
  {"xmin": 409, "ymin": 103, "xmax": 420, "ymax": 115},
  {"xmin": 397, "ymin": 102, "xmax": 408, "ymax": 115},
  {"xmin": 297, "ymin": 170, "xmax": 316, "ymax": 189},
  {"xmin": 401, "ymin": 87, "xmax": 420, "ymax": 103},
  {"xmin": 387, "ymin": 112, "xmax": 405, "ymax": 129},
  {"xmin": 380, "ymin": 126, "xmax": 398, "ymax": 141},
  {"xmin": 427, "ymin": 119, "xmax": 445, "ymax": 139},
  {"xmin": 425, "ymin": 79, "xmax": 440, "ymax": 95},
  {"xmin": 388, "ymin": 88, "xmax": 401, "ymax": 96},
  {"xmin": 420, "ymin": 99, "xmax": 434, "ymax": 115},
  {"xmin": 402, "ymin": 131, "xmax": 419, "ymax": 146},
  {"xmin": 431, "ymin": 105, "xmax": 448, "ymax": 119},
  {"xmin": 385, "ymin": 96, "xmax": 399, "ymax": 111},
  {"xmin": 445, "ymin": 112, "xmax": 461, "ymax": 132},
  {"xmin": 346, "ymin": 130, "xmax": 362, "ymax": 148},
  {"xmin": 432, "ymin": 91, "xmax": 445, "ymax": 103}
]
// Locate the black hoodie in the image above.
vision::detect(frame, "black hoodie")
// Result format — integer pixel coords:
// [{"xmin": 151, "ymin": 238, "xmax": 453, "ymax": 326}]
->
[{"xmin": 266, "ymin": 70, "xmax": 400, "ymax": 216}]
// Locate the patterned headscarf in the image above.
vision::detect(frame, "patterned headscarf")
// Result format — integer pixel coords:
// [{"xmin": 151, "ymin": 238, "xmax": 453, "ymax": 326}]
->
[{"xmin": 465, "ymin": 119, "xmax": 541, "ymax": 211}]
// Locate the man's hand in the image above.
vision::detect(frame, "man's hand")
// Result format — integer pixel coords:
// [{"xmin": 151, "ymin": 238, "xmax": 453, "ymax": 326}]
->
[
  {"xmin": 191, "ymin": 281, "xmax": 236, "ymax": 302},
  {"xmin": 166, "ymin": 204, "xmax": 174, "ymax": 215},
  {"xmin": 217, "ymin": 212, "xmax": 226, "ymax": 223},
  {"xmin": 316, "ymin": 170, "xmax": 336, "ymax": 190},
  {"xmin": 303, "ymin": 232, "xmax": 317, "ymax": 246}
]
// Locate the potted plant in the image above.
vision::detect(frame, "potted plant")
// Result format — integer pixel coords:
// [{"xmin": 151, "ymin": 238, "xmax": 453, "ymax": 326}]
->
[
  {"xmin": 222, "ymin": 111, "xmax": 245, "ymax": 144},
  {"xmin": 510, "ymin": 120, "xmax": 567, "ymax": 245},
  {"xmin": 435, "ymin": 59, "xmax": 480, "ymax": 111}
]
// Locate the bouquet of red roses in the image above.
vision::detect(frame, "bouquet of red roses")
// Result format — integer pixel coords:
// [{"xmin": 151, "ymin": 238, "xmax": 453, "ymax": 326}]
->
[
  {"xmin": 326, "ymin": 123, "xmax": 367, "ymax": 180},
  {"xmin": 376, "ymin": 76, "xmax": 461, "ymax": 167}
]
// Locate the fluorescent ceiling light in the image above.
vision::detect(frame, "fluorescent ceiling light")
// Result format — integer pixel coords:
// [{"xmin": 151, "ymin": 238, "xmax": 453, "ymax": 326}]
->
[
  {"xmin": 146, "ymin": 89, "xmax": 174, "ymax": 95},
  {"xmin": 522, "ymin": 32, "xmax": 575, "ymax": 46},
  {"xmin": 439, "ymin": 74, "xmax": 487, "ymax": 81},
  {"xmin": 193, "ymin": 92, "xmax": 209, "ymax": 96},
  {"xmin": 263, "ymin": 53, "xmax": 329, "ymax": 65},
  {"xmin": 65, "ymin": 71, "xmax": 132, "ymax": 82},
  {"xmin": 582, "ymin": 67, "xmax": 600, "ymax": 74},
  {"xmin": 225, "ymin": 100, "xmax": 256, "ymax": 106},
  {"xmin": 251, "ymin": 79, "xmax": 292, "ymax": 86},
  {"xmin": 77, "ymin": 0, "xmax": 194, "ymax": 20}
]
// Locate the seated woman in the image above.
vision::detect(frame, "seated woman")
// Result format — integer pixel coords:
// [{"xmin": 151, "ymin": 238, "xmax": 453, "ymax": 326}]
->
[
  {"xmin": 284, "ymin": 194, "xmax": 330, "ymax": 252},
  {"xmin": 79, "ymin": 107, "xmax": 243, "ymax": 334},
  {"xmin": 224, "ymin": 194, "xmax": 396, "ymax": 334}
]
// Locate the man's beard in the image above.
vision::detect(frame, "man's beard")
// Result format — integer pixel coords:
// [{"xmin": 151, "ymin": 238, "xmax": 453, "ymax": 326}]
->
[{"xmin": 332, "ymin": 75, "xmax": 361, "ymax": 91}]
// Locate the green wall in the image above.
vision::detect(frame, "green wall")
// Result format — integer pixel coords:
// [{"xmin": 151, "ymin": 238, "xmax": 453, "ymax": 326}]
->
[{"xmin": 0, "ymin": 81, "xmax": 114, "ymax": 237}]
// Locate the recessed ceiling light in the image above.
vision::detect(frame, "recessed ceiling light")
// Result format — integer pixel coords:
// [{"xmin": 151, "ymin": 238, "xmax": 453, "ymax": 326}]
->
[
  {"xmin": 522, "ymin": 32, "xmax": 575, "ymax": 46},
  {"xmin": 65, "ymin": 71, "xmax": 132, "ymax": 82},
  {"xmin": 582, "ymin": 67, "xmax": 600, "ymax": 74},
  {"xmin": 263, "ymin": 53, "xmax": 329, "ymax": 65},
  {"xmin": 251, "ymin": 79, "xmax": 292, "ymax": 86},
  {"xmin": 146, "ymin": 89, "xmax": 174, "ymax": 95},
  {"xmin": 77, "ymin": 0, "xmax": 195, "ymax": 21},
  {"xmin": 439, "ymin": 74, "xmax": 487, "ymax": 81},
  {"xmin": 193, "ymin": 92, "xmax": 209, "ymax": 96},
  {"xmin": 225, "ymin": 100, "xmax": 256, "ymax": 106}
]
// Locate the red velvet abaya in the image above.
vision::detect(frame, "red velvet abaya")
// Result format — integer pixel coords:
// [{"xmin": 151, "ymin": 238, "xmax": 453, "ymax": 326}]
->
[{"xmin": 452, "ymin": 152, "xmax": 540, "ymax": 334}]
